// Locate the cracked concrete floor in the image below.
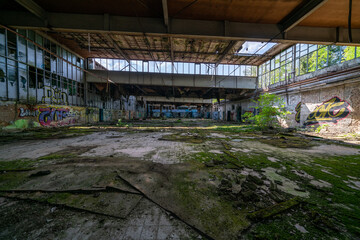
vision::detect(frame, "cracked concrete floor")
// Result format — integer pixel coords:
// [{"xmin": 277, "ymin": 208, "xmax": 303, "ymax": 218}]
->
[
  {"xmin": 0, "ymin": 196, "xmax": 200, "ymax": 240},
  {"xmin": 1, "ymin": 120, "xmax": 360, "ymax": 239},
  {"xmin": 0, "ymin": 131, "xmax": 196, "ymax": 164},
  {"xmin": 0, "ymin": 129, "xmax": 204, "ymax": 239}
]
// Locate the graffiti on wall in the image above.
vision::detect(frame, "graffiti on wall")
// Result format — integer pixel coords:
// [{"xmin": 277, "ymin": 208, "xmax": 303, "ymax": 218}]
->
[
  {"xmin": 19, "ymin": 107, "xmax": 38, "ymax": 117},
  {"xmin": 295, "ymin": 102, "xmax": 301, "ymax": 123},
  {"xmin": 38, "ymin": 107, "xmax": 72, "ymax": 126},
  {"xmin": 17, "ymin": 105, "xmax": 84, "ymax": 127},
  {"xmin": 304, "ymin": 97, "xmax": 351, "ymax": 126},
  {"xmin": 41, "ymin": 86, "xmax": 69, "ymax": 105}
]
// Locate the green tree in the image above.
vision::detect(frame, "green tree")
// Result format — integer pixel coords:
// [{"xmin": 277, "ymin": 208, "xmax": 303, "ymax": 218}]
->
[
  {"xmin": 243, "ymin": 93, "xmax": 290, "ymax": 129},
  {"xmin": 343, "ymin": 46, "xmax": 355, "ymax": 61},
  {"xmin": 317, "ymin": 46, "xmax": 328, "ymax": 69}
]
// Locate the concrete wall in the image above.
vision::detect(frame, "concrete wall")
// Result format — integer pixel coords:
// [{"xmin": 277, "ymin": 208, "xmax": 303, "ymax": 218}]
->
[
  {"xmin": 217, "ymin": 80, "xmax": 360, "ymax": 134},
  {"xmin": 0, "ymin": 101, "xmax": 146, "ymax": 129},
  {"xmin": 278, "ymin": 81, "xmax": 359, "ymax": 133}
]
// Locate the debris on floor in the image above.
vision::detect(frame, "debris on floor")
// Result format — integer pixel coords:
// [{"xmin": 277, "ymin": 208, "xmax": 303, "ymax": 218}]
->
[{"xmin": 0, "ymin": 119, "xmax": 359, "ymax": 239}]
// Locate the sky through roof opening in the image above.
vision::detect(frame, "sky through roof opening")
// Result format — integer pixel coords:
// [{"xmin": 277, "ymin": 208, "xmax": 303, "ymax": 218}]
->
[{"xmin": 238, "ymin": 41, "xmax": 277, "ymax": 55}]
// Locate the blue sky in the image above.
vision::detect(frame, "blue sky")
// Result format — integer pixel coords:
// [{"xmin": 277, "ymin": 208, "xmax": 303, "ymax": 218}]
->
[{"xmin": 238, "ymin": 41, "xmax": 277, "ymax": 55}]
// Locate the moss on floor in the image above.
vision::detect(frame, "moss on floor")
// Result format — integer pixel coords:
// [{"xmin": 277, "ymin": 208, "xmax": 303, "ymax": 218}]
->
[{"xmin": 0, "ymin": 158, "xmax": 36, "ymax": 171}]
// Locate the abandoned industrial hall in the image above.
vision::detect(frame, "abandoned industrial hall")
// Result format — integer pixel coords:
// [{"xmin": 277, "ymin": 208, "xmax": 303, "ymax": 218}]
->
[{"xmin": 0, "ymin": 0, "xmax": 360, "ymax": 239}]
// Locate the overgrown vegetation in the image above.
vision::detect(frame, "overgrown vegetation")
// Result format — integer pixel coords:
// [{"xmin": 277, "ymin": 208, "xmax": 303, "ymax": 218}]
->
[
  {"xmin": 242, "ymin": 93, "xmax": 290, "ymax": 130},
  {"xmin": 116, "ymin": 119, "xmax": 132, "ymax": 128}
]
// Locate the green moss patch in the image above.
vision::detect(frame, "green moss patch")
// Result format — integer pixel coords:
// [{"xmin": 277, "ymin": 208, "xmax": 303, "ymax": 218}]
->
[
  {"xmin": 259, "ymin": 135, "xmax": 314, "ymax": 148},
  {"xmin": 159, "ymin": 133, "xmax": 206, "ymax": 144},
  {"xmin": 0, "ymin": 158, "xmax": 36, "ymax": 171}
]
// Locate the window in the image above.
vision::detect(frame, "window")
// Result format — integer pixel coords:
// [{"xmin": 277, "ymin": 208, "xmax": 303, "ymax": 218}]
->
[
  {"xmin": 29, "ymin": 66, "xmax": 36, "ymax": 88},
  {"xmin": 328, "ymin": 46, "xmax": 341, "ymax": 66},
  {"xmin": 299, "ymin": 56, "xmax": 307, "ymax": 75},
  {"xmin": 7, "ymin": 31, "xmax": 17, "ymax": 59},
  {"xmin": 342, "ymin": 46, "xmax": 355, "ymax": 62},
  {"xmin": 143, "ymin": 61, "xmax": 149, "ymax": 72},
  {"xmin": 37, "ymin": 69, "xmax": 44, "ymax": 89},
  {"xmin": 317, "ymin": 46, "xmax": 328, "ymax": 69},
  {"xmin": 238, "ymin": 41, "xmax": 277, "ymax": 55},
  {"xmin": 35, "ymin": 34, "xmax": 43, "ymax": 69},
  {"xmin": 0, "ymin": 29, "xmax": 5, "ymax": 56},
  {"xmin": 17, "ymin": 30, "xmax": 27, "ymax": 63},
  {"xmin": 0, "ymin": 61, "xmax": 5, "ymax": 83}
]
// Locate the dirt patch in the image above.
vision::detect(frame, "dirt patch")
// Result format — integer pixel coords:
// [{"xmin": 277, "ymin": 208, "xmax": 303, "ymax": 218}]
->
[
  {"xmin": 159, "ymin": 133, "xmax": 206, "ymax": 144},
  {"xmin": 259, "ymin": 135, "xmax": 314, "ymax": 149}
]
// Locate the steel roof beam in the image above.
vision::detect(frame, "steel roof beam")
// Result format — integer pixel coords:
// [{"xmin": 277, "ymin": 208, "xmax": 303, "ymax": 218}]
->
[
  {"xmin": 279, "ymin": 0, "xmax": 328, "ymax": 33},
  {"xmin": 1, "ymin": 11, "xmax": 359, "ymax": 45},
  {"xmin": 14, "ymin": 0, "xmax": 47, "ymax": 22}
]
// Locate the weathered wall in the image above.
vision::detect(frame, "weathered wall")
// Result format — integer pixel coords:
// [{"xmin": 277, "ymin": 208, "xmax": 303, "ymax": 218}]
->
[
  {"xmin": 218, "ymin": 80, "xmax": 360, "ymax": 133},
  {"xmin": 0, "ymin": 101, "xmax": 146, "ymax": 129},
  {"xmin": 280, "ymin": 81, "xmax": 359, "ymax": 133},
  {"xmin": 103, "ymin": 109, "xmax": 145, "ymax": 122},
  {"xmin": 0, "ymin": 101, "xmax": 92, "ymax": 129}
]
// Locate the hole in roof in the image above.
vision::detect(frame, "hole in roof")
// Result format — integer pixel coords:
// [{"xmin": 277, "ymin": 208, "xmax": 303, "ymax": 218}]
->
[{"xmin": 237, "ymin": 41, "xmax": 277, "ymax": 55}]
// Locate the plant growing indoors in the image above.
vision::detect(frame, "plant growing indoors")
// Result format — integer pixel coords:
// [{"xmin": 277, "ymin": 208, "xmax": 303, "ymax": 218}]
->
[{"xmin": 242, "ymin": 93, "xmax": 290, "ymax": 129}]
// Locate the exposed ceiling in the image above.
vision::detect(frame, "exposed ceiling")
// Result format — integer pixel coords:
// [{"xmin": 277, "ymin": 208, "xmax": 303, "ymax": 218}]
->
[
  {"xmin": 48, "ymin": 32, "xmax": 293, "ymax": 65},
  {"xmin": 1, "ymin": 0, "xmax": 358, "ymax": 101},
  {"xmin": 1, "ymin": 0, "xmax": 358, "ymax": 66},
  {"xmin": 22, "ymin": 0, "xmax": 360, "ymax": 28},
  {"xmin": 2, "ymin": 0, "xmax": 356, "ymax": 29}
]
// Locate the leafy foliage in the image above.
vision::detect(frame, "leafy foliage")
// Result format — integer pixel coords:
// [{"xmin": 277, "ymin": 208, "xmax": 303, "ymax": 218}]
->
[
  {"xmin": 315, "ymin": 124, "xmax": 329, "ymax": 133},
  {"xmin": 241, "ymin": 112, "xmax": 254, "ymax": 124},
  {"xmin": 243, "ymin": 93, "xmax": 290, "ymax": 129}
]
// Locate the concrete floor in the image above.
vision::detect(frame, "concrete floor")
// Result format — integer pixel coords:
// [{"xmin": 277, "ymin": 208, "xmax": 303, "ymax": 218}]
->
[{"xmin": 0, "ymin": 119, "xmax": 360, "ymax": 239}]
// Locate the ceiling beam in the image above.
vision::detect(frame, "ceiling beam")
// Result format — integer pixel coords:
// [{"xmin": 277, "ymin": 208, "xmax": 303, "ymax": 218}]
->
[
  {"xmin": 138, "ymin": 96, "xmax": 212, "ymax": 104},
  {"xmin": 279, "ymin": 0, "xmax": 328, "ymax": 33},
  {"xmin": 161, "ymin": 0, "xmax": 169, "ymax": 29},
  {"xmin": 1, "ymin": 11, "xmax": 360, "ymax": 45},
  {"xmin": 170, "ymin": 37, "xmax": 174, "ymax": 63},
  {"xmin": 14, "ymin": 0, "xmax": 47, "ymax": 22},
  {"xmin": 87, "ymin": 70, "xmax": 257, "ymax": 90},
  {"xmin": 101, "ymin": 33, "xmax": 130, "ymax": 62},
  {"xmin": 215, "ymin": 40, "xmax": 237, "ymax": 67}
]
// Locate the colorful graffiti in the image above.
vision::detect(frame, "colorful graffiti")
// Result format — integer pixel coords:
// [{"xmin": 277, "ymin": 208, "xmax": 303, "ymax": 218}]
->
[
  {"xmin": 16, "ymin": 104, "xmax": 85, "ymax": 127},
  {"xmin": 41, "ymin": 86, "xmax": 68, "ymax": 105},
  {"xmin": 38, "ymin": 107, "xmax": 71, "ymax": 126},
  {"xmin": 304, "ymin": 97, "xmax": 351, "ymax": 126},
  {"xmin": 295, "ymin": 102, "xmax": 301, "ymax": 123},
  {"xmin": 19, "ymin": 107, "xmax": 38, "ymax": 117}
]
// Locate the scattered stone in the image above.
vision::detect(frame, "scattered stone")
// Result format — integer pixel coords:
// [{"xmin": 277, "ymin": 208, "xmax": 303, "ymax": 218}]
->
[
  {"xmin": 209, "ymin": 150, "xmax": 223, "ymax": 154},
  {"xmin": 310, "ymin": 179, "xmax": 332, "ymax": 188},
  {"xmin": 292, "ymin": 170, "xmax": 314, "ymax": 180},
  {"xmin": 231, "ymin": 184, "xmax": 242, "ymax": 195},
  {"xmin": 295, "ymin": 224, "xmax": 308, "ymax": 233},
  {"xmin": 267, "ymin": 157, "xmax": 279, "ymax": 162}
]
